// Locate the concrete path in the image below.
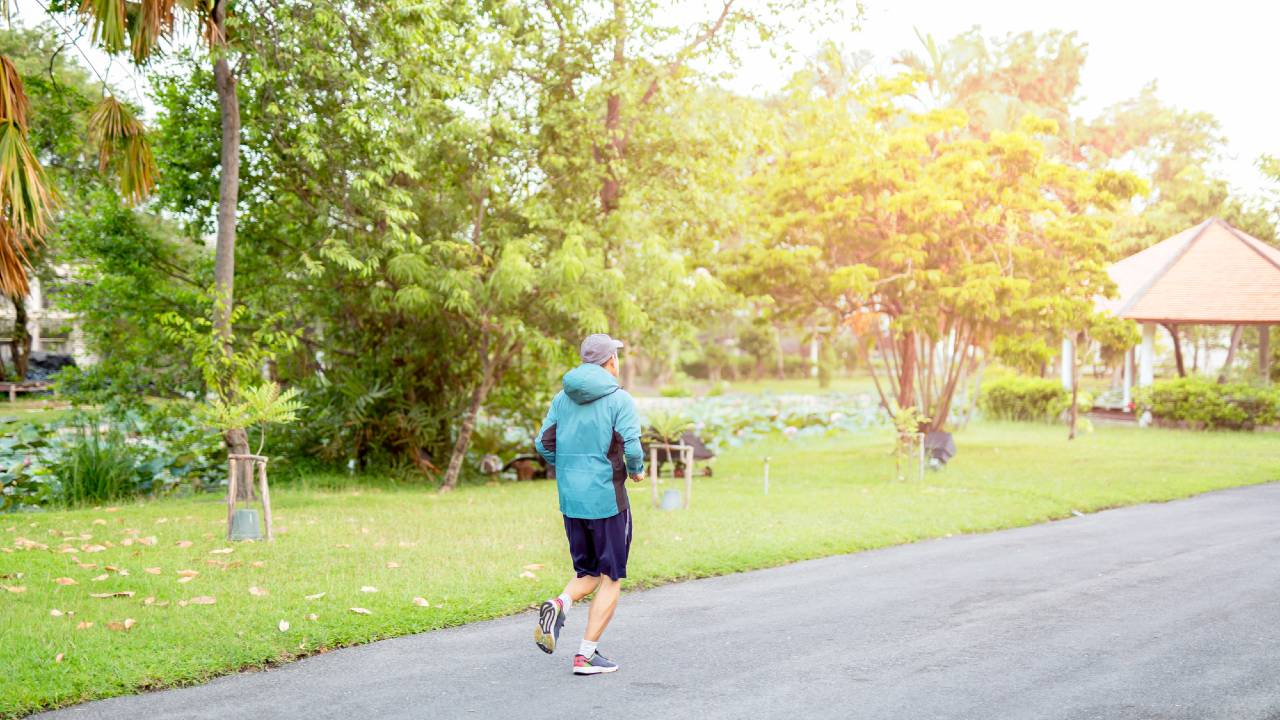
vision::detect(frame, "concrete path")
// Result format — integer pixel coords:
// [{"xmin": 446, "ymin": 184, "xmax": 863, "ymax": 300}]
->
[{"xmin": 41, "ymin": 484, "xmax": 1280, "ymax": 720}]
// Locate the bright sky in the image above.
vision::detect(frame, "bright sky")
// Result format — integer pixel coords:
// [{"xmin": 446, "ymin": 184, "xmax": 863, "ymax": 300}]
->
[
  {"xmin": 723, "ymin": 0, "xmax": 1278, "ymax": 197},
  {"xmin": 15, "ymin": 0, "xmax": 1277, "ymax": 196}
]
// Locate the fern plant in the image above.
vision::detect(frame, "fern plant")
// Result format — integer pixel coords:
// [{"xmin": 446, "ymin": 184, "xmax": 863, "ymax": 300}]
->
[
  {"xmin": 201, "ymin": 383, "xmax": 305, "ymax": 456},
  {"xmin": 645, "ymin": 409, "xmax": 693, "ymax": 446}
]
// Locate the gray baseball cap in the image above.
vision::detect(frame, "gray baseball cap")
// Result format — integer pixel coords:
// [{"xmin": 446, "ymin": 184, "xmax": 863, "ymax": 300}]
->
[{"xmin": 580, "ymin": 333, "xmax": 624, "ymax": 365}]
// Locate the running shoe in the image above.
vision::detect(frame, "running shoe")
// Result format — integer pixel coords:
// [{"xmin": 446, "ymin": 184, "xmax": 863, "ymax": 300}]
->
[
  {"xmin": 534, "ymin": 599, "xmax": 565, "ymax": 654},
  {"xmin": 573, "ymin": 652, "xmax": 619, "ymax": 675}
]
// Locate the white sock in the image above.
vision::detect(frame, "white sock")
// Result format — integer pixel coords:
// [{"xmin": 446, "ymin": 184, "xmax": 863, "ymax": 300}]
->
[
  {"xmin": 578, "ymin": 639, "xmax": 598, "ymax": 658},
  {"xmin": 556, "ymin": 593, "xmax": 572, "ymax": 612}
]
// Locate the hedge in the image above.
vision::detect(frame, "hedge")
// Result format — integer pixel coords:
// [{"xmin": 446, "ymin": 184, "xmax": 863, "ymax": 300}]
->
[
  {"xmin": 1137, "ymin": 377, "xmax": 1280, "ymax": 430},
  {"xmin": 979, "ymin": 374, "xmax": 1091, "ymax": 423}
]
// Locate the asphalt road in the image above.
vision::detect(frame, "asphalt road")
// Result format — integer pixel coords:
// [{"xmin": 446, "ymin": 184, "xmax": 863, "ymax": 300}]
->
[{"xmin": 40, "ymin": 484, "xmax": 1280, "ymax": 720}]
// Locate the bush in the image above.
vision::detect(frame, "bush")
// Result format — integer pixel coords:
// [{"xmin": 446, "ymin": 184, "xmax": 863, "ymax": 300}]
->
[
  {"xmin": 58, "ymin": 427, "xmax": 138, "ymax": 506},
  {"xmin": 1138, "ymin": 377, "xmax": 1280, "ymax": 430},
  {"xmin": 979, "ymin": 375, "xmax": 1090, "ymax": 423}
]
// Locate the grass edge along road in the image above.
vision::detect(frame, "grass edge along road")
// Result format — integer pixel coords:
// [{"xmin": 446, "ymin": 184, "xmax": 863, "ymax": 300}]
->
[{"xmin": 3, "ymin": 421, "xmax": 1278, "ymax": 717}]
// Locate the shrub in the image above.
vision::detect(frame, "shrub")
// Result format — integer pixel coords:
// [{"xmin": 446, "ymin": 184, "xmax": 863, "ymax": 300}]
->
[
  {"xmin": 979, "ymin": 375, "xmax": 1090, "ymax": 423},
  {"xmin": 58, "ymin": 427, "xmax": 138, "ymax": 506},
  {"xmin": 1137, "ymin": 377, "xmax": 1280, "ymax": 430}
]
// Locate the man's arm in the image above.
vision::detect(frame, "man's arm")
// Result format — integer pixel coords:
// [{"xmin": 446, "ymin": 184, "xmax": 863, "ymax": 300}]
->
[
  {"xmin": 615, "ymin": 392, "xmax": 645, "ymax": 479},
  {"xmin": 534, "ymin": 396, "xmax": 558, "ymax": 466}
]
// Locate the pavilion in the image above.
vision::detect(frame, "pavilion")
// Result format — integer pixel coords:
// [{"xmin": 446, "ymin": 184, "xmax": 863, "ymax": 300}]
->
[{"xmin": 1088, "ymin": 218, "xmax": 1280, "ymax": 407}]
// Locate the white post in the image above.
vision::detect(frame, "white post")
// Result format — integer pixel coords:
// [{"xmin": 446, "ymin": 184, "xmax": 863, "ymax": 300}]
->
[
  {"xmin": 763, "ymin": 456, "xmax": 770, "ymax": 495},
  {"xmin": 1139, "ymin": 322, "xmax": 1155, "ymax": 387},
  {"xmin": 809, "ymin": 333, "xmax": 819, "ymax": 378},
  {"xmin": 28, "ymin": 277, "xmax": 41, "ymax": 352},
  {"xmin": 1260, "ymin": 325, "xmax": 1272, "ymax": 385},
  {"xmin": 1122, "ymin": 347, "xmax": 1133, "ymax": 409},
  {"xmin": 1060, "ymin": 337, "xmax": 1074, "ymax": 390}
]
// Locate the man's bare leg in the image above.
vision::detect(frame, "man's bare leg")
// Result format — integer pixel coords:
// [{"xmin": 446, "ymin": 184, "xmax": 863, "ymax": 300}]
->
[
  {"xmin": 563, "ymin": 574, "xmax": 602, "ymax": 603},
  {"xmin": 583, "ymin": 575, "xmax": 620, "ymax": 642}
]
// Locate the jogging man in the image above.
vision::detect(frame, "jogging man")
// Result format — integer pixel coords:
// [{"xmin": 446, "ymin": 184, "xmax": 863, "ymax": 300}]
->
[{"xmin": 533, "ymin": 333, "xmax": 644, "ymax": 675}]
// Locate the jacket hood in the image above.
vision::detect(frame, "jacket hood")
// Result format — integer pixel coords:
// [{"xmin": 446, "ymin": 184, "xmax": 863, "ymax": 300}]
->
[{"xmin": 563, "ymin": 363, "xmax": 620, "ymax": 405}]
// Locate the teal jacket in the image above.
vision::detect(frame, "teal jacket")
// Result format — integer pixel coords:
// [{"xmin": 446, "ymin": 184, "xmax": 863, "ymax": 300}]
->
[{"xmin": 535, "ymin": 363, "xmax": 644, "ymax": 519}]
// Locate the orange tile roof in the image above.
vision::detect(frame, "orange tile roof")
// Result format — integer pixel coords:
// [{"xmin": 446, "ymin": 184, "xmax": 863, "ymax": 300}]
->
[{"xmin": 1100, "ymin": 218, "xmax": 1280, "ymax": 324}]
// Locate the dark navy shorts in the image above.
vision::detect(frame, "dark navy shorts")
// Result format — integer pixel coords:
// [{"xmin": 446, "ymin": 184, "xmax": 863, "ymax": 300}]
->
[{"xmin": 563, "ymin": 510, "xmax": 632, "ymax": 580}]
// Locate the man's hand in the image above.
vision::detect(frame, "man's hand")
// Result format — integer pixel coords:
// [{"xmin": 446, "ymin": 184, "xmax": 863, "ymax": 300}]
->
[{"xmin": 629, "ymin": 473, "xmax": 645, "ymax": 483}]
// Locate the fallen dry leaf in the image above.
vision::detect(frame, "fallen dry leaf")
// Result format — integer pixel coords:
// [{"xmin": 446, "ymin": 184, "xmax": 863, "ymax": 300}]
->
[
  {"xmin": 81, "ymin": 544, "xmax": 106, "ymax": 553},
  {"xmin": 177, "ymin": 569, "xmax": 199, "ymax": 577},
  {"xmin": 3, "ymin": 585, "xmax": 26, "ymax": 593},
  {"xmin": 385, "ymin": 562, "xmax": 400, "ymax": 569},
  {"xmin": 91, "ymin": 574, "xmax": 108, "ymax": 582},
  {"xmin": 76, "ymin": 563, "xmax": 95, "ymax": 569},
  {"xmin": 92, "ymin": 519, "xmax": 106, "ymax": 526},
  {"xmin": 53, "ymin": 577, "xmax": 77, "ymax": 586},
  {"xmin": 413, "ymin": 597, "xmax": 430, "ymax": 607},
  {"xmin": 187, "ymin": 596, "xmax": 216, "ymax": 605},
  {"xmin": 349, "ymin": 607, "xmax": 371, "ymax": 615},
  {"xmin": 175, "ymin": 540, "xmax": 193, "ymax": 549},
  {"xmin": 105, "ymin": 507, "xmax": 118, "ymax": 512},
  {"xmin": 120, "ymin": 538, "xmax": 134, "ymax": 546},
  {"xmin": 251, "ymin": 561, "xmax": 265, "ymax": 568},
  {"xmin": 522, "ymin": 564, "xmax": 544, "ymax": 571},
  {"xmin": 305, "ymin": 613, "xmax": 318, "ymax": 621},
  {"xmin": 144, "ymin": 567, "xmax": 161, "ymax": 575},
  {"xmin": 75, "ymin": 621, "xmax": 93, "ymax": 630},
  {"xmin": 54, "ymin": 653, "xmax": 64, "ymax": 663},
  {"xmin": 155, "ymin": 518, "xmax": 168, "ymax": 524},
  {"xmin": 278, "ymin": 619, "xmax": 290, "ymax": 632},
  {"xmin": 50, "ymin": 608, "xmax": 64, "ymax": 617},
  {"xmin": 519, "ymin": 571, "xmax": 537, "ymax": 579},
  {"xmin": 209, "ymin": 548, "xmax": 233, "ymax": 555},
  {"xmin": 334, "ymin": 543, "xmax": 351, "ymax": 549},
  {"xmin": 249, "ymin": 586, "xmax": 269, "ymax": 597},
  {"xmin": 359, "ymin": 586, "xmax": 378, "ymax": 593},
  {"xmin": 305, "ymin": 592, "xmax": 326, "ymax": 600},
  {"xmin": 137, "ymin": 536, "xmax": 157, "ymax": 546},
  {"xmin": 143, "ymin": 597, "xmax": 156, "ymax": 606},
  {"xmin": 89, "ymin": 591, "xmax": 135, "ymax": 598}
]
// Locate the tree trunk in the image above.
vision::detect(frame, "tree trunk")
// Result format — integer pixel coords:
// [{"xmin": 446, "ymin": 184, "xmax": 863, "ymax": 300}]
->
[
  {"xmin": 1219, "ymin": 325, "xmax": 1243, "ymax": 384},
  {"xmin": 9, "ymin": 294, "xmax": 29, "ymax": 380},
  {"xmin": 212, "ymin": 4, "xmax": 246, "ymax": 499},
  {"xmin": 223, "ymin": 427, "xmax": 254, "ymax": 501},
  {"xmin": 897, "ymin": 331, "xmax": 917, "ymax": 410},
  {"xmin": 598, "ymin": 0, "xmax": 627, "ymax": 215},
  {"xmin": 1163, "ymin": 323, "xmax": 1185, "ymax": 377},
  {"xmin": 1068, "ymin": 333, "xmax": 1081, "ymax": 440},
  {"xmin": 442, "ymin": 348, "xmax": 499, "ymax": 491},
  {"xmin": 211, "ymin": 4, "xmax": 240, "ymax": 346}
]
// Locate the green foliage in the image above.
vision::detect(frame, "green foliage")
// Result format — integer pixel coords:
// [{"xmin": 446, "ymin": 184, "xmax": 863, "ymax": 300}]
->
[
  {"xmin": 979, "ymin": 374, "xmax": 1092, "ymax": 423},
  {"xmin": 201, "ymin": 383, "xmax": 305, "ymax": 454},
  {"xmin": 0, "ymin": 405, "xmax": 225, "ymax": 511},
  {"xmin": 1137, "ymin": 377, "xmax": 1280, "ymax": 430},
  {"xmin": 56, "ymin": 425, "xmax": 138, "ymax": 507},
  {"xmin": 644, "ymin": 409, "xmax": 693, "ymax": 445}
]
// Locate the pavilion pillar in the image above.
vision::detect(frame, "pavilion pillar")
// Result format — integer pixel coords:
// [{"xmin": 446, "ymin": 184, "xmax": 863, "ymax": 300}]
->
[
  {"xmin": 1122, "ymin": 348, "xmax": 1133, "ymax": 409},
  {"xmin": 1139, "ymin": 322, "xmax": 1155, "ymax": 387},
  {"xmin": 1060, "ymin": 337, "xmax": 1074, "ymax": 390},
  {"xmin": 1261, "ymin": 325, "xmax": 1272, "ymax": 384}
]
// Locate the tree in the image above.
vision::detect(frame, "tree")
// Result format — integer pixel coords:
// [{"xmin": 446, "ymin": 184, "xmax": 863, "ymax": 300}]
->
[{"xmin": 734, "ymin": 53, "xmax": 1144, "ymax": 437}]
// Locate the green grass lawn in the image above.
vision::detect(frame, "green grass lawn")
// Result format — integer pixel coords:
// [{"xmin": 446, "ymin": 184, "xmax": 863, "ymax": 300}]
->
[{"xmin": 3, "ymin": 422, "xmax": 1278, "ymax": 716}]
